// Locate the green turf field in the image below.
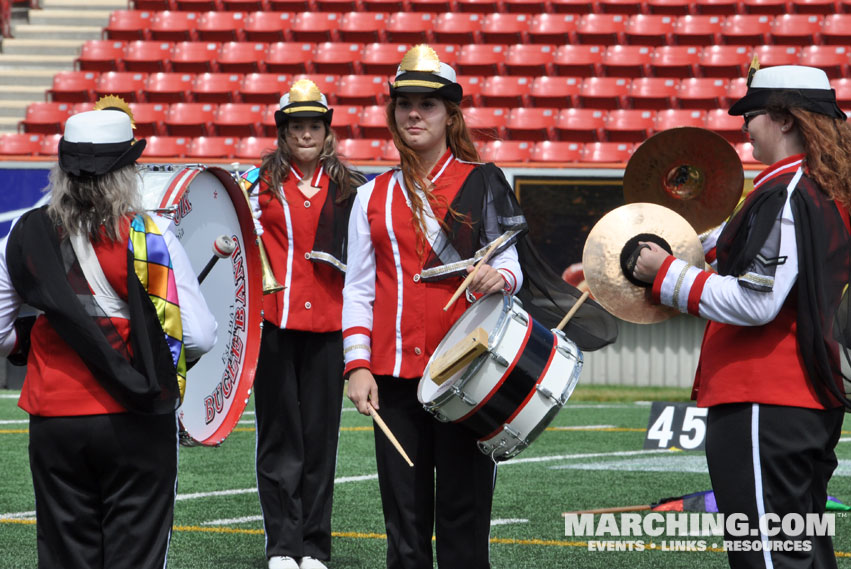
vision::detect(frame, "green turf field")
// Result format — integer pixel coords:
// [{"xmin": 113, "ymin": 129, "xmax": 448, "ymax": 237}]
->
[{"xmin": 0, "ymin": 386, "xmax": 849, "ymax": 568}]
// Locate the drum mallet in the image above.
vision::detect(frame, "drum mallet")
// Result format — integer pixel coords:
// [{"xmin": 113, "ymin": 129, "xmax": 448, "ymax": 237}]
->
[
  {"xmin": 368, "ymin": 403, "xmax": 414, "ymax": 467},
  {"xmin": 197, "ymin": 235, "xmax": 236, "ymax": 284},
  {"xmin": 443, "ymin": 235, "xmax": 507, "ymax": 312},
  {"xmin": 555, "ymin": 290, "xmax": 591, "ymax": 332}
]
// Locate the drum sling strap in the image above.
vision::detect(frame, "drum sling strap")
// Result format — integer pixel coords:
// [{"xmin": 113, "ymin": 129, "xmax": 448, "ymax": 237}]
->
[{"xmin": 6, "ymin": 206, "xmax": 180, "ymax": 415}]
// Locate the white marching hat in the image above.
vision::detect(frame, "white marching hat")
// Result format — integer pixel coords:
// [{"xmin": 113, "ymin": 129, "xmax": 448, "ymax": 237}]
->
[
  {"xmin": 58, "ymin": 110, "xmax": 146, "ymax": 176},
  {"xmin": 389, "ymin": 44, "xmax": 463, "ymax": 103},
  {"xmin": 274, "ymin": 79, "xmax": 333, "ymax": 130},
  {"xmin": 728, "ymin": 65, "xmax": 846, "ymax": 120}
]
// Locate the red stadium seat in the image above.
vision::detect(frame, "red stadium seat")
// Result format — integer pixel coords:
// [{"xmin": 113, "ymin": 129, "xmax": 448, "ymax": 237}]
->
[
  {"xmin": 530, "ymin": 140, "xmax": 583, "ymax": 162},
  {"xmin": 314, "ymin": 0, "xmax": 358, "ymax": 11},
  {"xmin": 432, "ymin": 13, "xmax": 483, "ymax": 45},
  {"xmin": 266, "ymin": 0, "xmax": 310, "ymax": 10},
  {"xmin": 462, "ymin": 107, "xmax": 508, "ymax": 139},
  {"xmin": 797, "ymin": 45, "xmax": 850, "ymax": 79},
  {"xmin": 70, "ymin": 102, "xmax": 93, "ymax": 116},
  {"xmin": 407, "ymin": 0, "xmax": 452, "ymax": 12},
  {"xmin": 428, "ymin": 44, "xmax": 459, "ymax": 68},
  {"xmin": 383, "ymin": 12, "xmax": 434, "ymax": 44},
  {"xmin": 600, "ymin": 45, "xmax": 653, "ymax": 78},
  {"xmin": 94, "ymin": 71, "xmax": 147, "ymax": 102},
  {"xmin": 196, "ymin": 11, "xmax": 246, "ymax": 42},
  {"xmin": 164, "ymin": 102, "xmax": 217, "ymax": 136},
  {"xmin": 791, "ymin": 0, "xmax": 837, "ymax": 12},
  {"xmin": 337, "ymin": 138, "xmax": 384, "ymax": 160},
  {"xmin": 457, "ymin": 75, "xmax": 483, "ymax": 106},
  {"xmin": 699, "ymin": 45, "xmax": 751, "ymax": 78},
  {"xmin": 0, "ymin": 133, "xmax": 43, "ymax": 155},
  {"xmin": 575, "ymin": 14, "xmax": 627, "ymax": 45},
  {"xmin": 129, "ymin": 102, "xmax": 168, "ymax": 136},
  {"xmin": 360, "ymin": 43, "xmax": 409, "ymax": 76},
  {"xmin": 336, "ymin": 75, "xmax": 386, "ymax": 106},
  {"xmin": 358, "ymin": 104, "xmax": 389, "ymax": 139},
  {"xmin": 480, "ymin": 76, "xmax": 531, "ymax": 108},
  {"xmin": 554, "ymin": 108, "xmax": 606, "ymax": 142},
  {"xmin": 361, "ymin": 0, "xmax": 404, "ymax": 12},
  {"xmin": 725, "ymin": 76, "xmax": 748, "ymax": 103},
  {"xmin": 741, "ymin": 0, "xmax": 789, "ymax": 13},
  {"xmin": 241, "ymin": 72, "xmax": 290, "ymax": 104},
  {"xmin": 646, "ymin": 0, "xmax": 693, "ymax": 13},
  {"xmin": 529, "ymin": 76, "xmax": 580, "ymax": 108},
  {"xmin": 330, "ymin": 104, "xmax": 361, "ymax": 138},
  {"xmin": 266, "ymin": 42, "xmax": 314, "ymax": 74},
  {"xmin": 502, "ymin": 44, "xmax": 555, "ymax": 77},
  {"xmin": 654, "ymin": 108, "xmax": 707, "ymax": 131},
  {"xmin": 672, "ymin": 15, "xmax": 723, "ymax": 46},
  {"xmin": 480, "ymin": 140, "xmax": 533, "ymax": 163},
  {"xmin": 833, "ymin": 77, "xmax": 851, "ymax": 108},
  {"xmin": 580, "ymin": 142, "xmax": 633, "ymax": 163},
  {"xmin": 235, "ymin": 136, "xmax": 278, "ymax": 159},
  {"xmin": 104, "ymin": 10, "xmax": 152, "ymax": 41},
  {"xmin": 213, "ymin": 103, "xmax": 265, "ymax": 137},
  {"xmin": 132, "ymin": 0, "xmax": 172, "ymax": 9},
  {"xmin": 820, "ymin": 14, "xmax": 851, "ymax": 45},
  {"xmin": 338, "ymin": 12, "xmax": 389, "ymax": 44},
  {"xmin": 455, "ymin": 44, "xmax": 506, "ymax": 77},
  {"xmin": 604, "ymin": 109, "xmax": 655, "ymax": 143},
  {"xmin": 47, "ymin": 70, "xmax": 98, "ymax": 103},
  {"xmin": 455, "ymin": 0, "xmax": 496, "ymax": 13},
  {"xmin": 624, "ymin": 14, "xmax": 676, "ymax": 46},
  {"xmin": 751, "ymin": 45, "xmax": 801, "ymax": 68},
  {"xmin": 649, "ymin": 45, "xmax": 701, "ymax": 78},
  {"xmin": 705, "ymin": 108, "xmax": 746, "ymax": 143},
  {"xmin": 695, "ymin": 0, "xmax": 742, "ymax": 13},
  {"xmin": 770, "ymin": 14, "xmax": 823, "ymax": 45},
  {"xmin": 720, "ymin": 14, "xmax": 773, "ymax": 44},
  {"xmin": 149, "ymin": 11, "xmax": 199, "ymax": 42},
  {"xmin": 550, "ymin": 0, "xmax": 595, "ymax": 13},
  {"xmin": 145, "ymin": 72, "xmax": 194, "ymax": 103},
  {"xmin": 123, "ymin": 40, "xmax": 173, "ymax": 73},
  {"xmin": 40, "ymin": 133, "xmax": 63, "ymax": 156},
  {"xmin": 735, "ymin": 141, "xmax": 757, "ymax": 164},
  {"xmin": 193, "ymin": 72, "xmax": 244, "ymax": 103},
  {"xmin": 243, "ymin": 11, "xmax": 294, "ymax": 42},
  {"xmin": 599, "ymin": 0, "xmax": 644, "ymax": 13},
  {"xmin": 221, "ymin": 0, "xmax": 264, "ymax": 10},
  {"xmin": 527, "ymin": 13, "xmax": 577, "ymax": 45},
  {"xmin": 677, "ymin": 77, "xmax": 729, "ymax": 109},
  {"xmin": 76, "ymin": 40, "xmax": 125, "ymax": 72},
  {"xmin": 18, "ymin": 102, "xmax": 73, "ymax": 134},
  {"xmin": 217, "ymin": 42, "xmax": 268, "ymax": 73},
  {"xmin": 381, "ymin": 140, "xmax": 400, "ymax": 161},
  {"xmin": 143, "ymin": 135, "xmax": 189, "ymax": 158},
  {"xmin": 627, "ymin": 77, "xmax": 678, "ymax": 110},
  {"xmin": 480, "ymin": 13, "xmax": 530, "ymax": 45},
  {"xmin": 552, "ymin": 44, "xmax": 604, "ymax": 77},
  {"xmin": 577, "ymin": 77, "xmax": 629, "ymax": 110},
  {"xmin": 312, "ymin": 42, "xmax": 363, "ymax": 75},
  {"xmin": 505, "ymin": 107, "xmax": 557, "ymax": 141},
  {"xmin": 290, "ymin": 12, "xmax": 341, "ymax": 43},
  {"xmin": 174, "ymin": 0, "xmax": 220, "ymax": 11},
  {"xmin": 171, "ymin": 41, "xmax": 221, "ymax": 73},
  {"xmin": 501, "ymin": 0, "xmax": 548, "ymax": 11},
  {"xmin": 260, "ymin": 103, "xmax": 278, "ymax": 136}
]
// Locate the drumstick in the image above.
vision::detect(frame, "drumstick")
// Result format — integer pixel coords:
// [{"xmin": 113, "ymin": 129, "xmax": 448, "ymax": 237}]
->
[
  {"xmin": 197, "ymin": 235, "xmax": 236, "ymax": 284},
  {"xmin": 368, "ymin": 403, "xmax": 414, "ymax": 467},
  {"xmin": 555, "ymin": 290, "xmax": 591, "ymax": 332},
  {"xmin": 443, "ymin": 236, "xmax": 506, "ymax": 312}
]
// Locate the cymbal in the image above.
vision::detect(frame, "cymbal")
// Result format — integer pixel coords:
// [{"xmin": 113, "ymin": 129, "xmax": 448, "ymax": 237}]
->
[
  {"xmin": 623, "ymin": 127, "xmax": 744, "ymax": 234},
  {"xmin": 582, "ymin": 202, "xmax": 704, "ymax": 324}
]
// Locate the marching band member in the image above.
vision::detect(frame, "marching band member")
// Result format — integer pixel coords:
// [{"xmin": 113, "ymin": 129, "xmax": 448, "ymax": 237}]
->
[
  {"xmin": 0, "ymin": 109, "xmax": 217, "ymax": 568},
  {"xmin": 249, "ymin": 79, "xmax": 365, "ymax": 569},
  {"xmin": 633, "ymin": 65, "xmax": 851, "ymax": 568}
]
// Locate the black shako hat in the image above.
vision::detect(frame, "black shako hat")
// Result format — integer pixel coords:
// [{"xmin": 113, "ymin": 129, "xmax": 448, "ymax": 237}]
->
[
  {"xmin": 389, "ymin": 44, "xmax": 463, "ymax": 104},
  {"xmin": 729, "ymin": 64, "xmax": 847, "ymax": 120},
  {"xmin": 274, "ymin": 79, "xmax": 334, "ymax": 130},
  {"xmin": 58, "ymin": 109, "xmax": 146, "ymax": 177}
]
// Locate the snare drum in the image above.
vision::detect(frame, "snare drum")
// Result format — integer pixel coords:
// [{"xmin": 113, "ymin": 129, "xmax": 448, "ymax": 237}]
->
[
  {"xmin": 139, "ymin": 164, "xmax": 263, "ymax": 446},
  {"xmin": 418, "ymin": 294, "xmax": 582, "ymax": 461}
]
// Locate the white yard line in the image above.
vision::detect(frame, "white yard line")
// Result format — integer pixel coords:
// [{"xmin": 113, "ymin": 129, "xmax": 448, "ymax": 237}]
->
[
  {"xmin": 498, "ymin": 448, "xmax": 678, "ymax": 466},
  {"xmin": 0, "ymin": 511, "xmax": 35, "ymax": 520},
  {"xmin": 491, "ymin": 518, "xmax": 528, "ymax": 526},
  {"xmin": 549, "ymin": 424, "xmax": 617, "ymax": 430},
  {"xmin": 0, "ymin": 420, "xmax": 27, "ymax": 425},
  {"xmin": 202, "ymin": 515, "xmax": 262, "ymax": 526}
]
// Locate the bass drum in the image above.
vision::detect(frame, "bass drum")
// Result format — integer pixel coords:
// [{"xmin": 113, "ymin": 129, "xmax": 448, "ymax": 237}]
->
[{"xmin": 139, "ymin": 164, "xmax": 263, "ymax": 446}]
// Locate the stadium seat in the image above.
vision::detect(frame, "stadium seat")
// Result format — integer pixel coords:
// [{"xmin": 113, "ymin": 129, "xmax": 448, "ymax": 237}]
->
[
  {"xmin": 676, "ymin": 77, "xmax": 728, "ymax": 109},
  {"xmin": 480, "ymin": 76, "xmax": 531, "ymax": 108},
  {"xmin": 149, "ymin": 11, "xmax": 199, "ymax": 42},
  {"xmin": 40, "ymin": 133, "xmax": 63, "ymax": 156},
  {"xmin": 193, "ymin": 72, "xmax": 243, "ymax": 103},
  {"xmin": 407, "ymin": 0, "xmax": 452, "ymax": 12},
  {"xmin": 70, "ymin": 102, "xmax": 93, "ymax": 116},
  {"xmin": 833, "ymin": 77, "xmax": 851, "ymax": 108},
  {"xmin": 720, "ymin": 14, "xmax": 773, "ymax": 44},
  {"xmin": 75, "ymin": 39, "xmax": 126, "ymax": 72},
  {"xmin": 672, "ymin": 15, "xmax": 723, "ymax": 45},
  {"xmin": 462, "ymin": 107, "xmax": 508, "ymax": 139},
  {"xmin": 145, "ymin": 72, "xmax": 194, "ymax": 103},
  {"xmin": 480, "ymin": 13, "xmax": 530, "ymax": 45},
  {"xmin": 143, "ymin": 135, "xmax": 189, "ymax": 158},
  {"xmin": 94, "ymin": 71, "xmax": 147, "ymax": 102},
  {"xmin": 527, "ymin": 13, "xmax": 577, "ymax": 45},
  {"xmin": 741, "ymin": 0, "xmax": 789, "ymax": 13},
  {"xmin": 599, "ymin": 0, "xmax": 645, "ymax": 13},
  {"xmin": 383, "ymin": 12, "xmax": 434, "ymax": 44},
  {"xmin": 624, "ymin": 14, "xmax": 675, "ymax": 45},
  {"xmin": 552, "ymin": 44, "xmax": 604, "ymax": 77},
  {"xmin": 694, "ymin": 0, "xmax": 742, "ymax": 14},
  {"xmin": 725, "ymin": 76, "xmax": 748, "ymax": 103},
  {"xmin": 649, "ymin": 45, "xmax": 701, "ymax": 78},
  {"xmin": 820, "ymin": 14, "xmax": 851, "ymax": 45},
  {"xmin": 18, "ymin": 102, "xmax": 73, "ymax": 134},
  {"xmin": 455, "ymin": 0, "xmax": 496, "ymax": 13},
  {"xmin": 338, "ymin": 12, "xmax": 388, "ymax": 44},
  {"xmin": 698, "ymin": 45, "xmax": 751, "ymax": 78},
  {"xmin": 47, "ymin": 70, "xmax": 98, "ymax": 103},
  {"xmin": 220, "ymin": 0, "xmax": 264, "ymax": 10},
  {"xmin": 361, "ymin": 0, "xmax": 404, "ymax": 12},
  {"xmin": 381, "ymin": 140, "xmax": 400, "ymax": 161},
  {"xmin": 243, "ymin": 11, "xmax": 294, "ymax": 42},
  {"xmin": 196, "ymin": 11, "xmax": 246, "ymax": 42},
  {"xmin": 173, "ymin": 0, "xmax": 220, "ymax": 12},
  {"xmin": 170, "ymin": 41, "xmax": 221, "ymax": 73},
  {"xmin": 705, "ymin": 108, "xmax": 746, "ymax": 143},
  {"xmin": 735, "ymin": 141, "xmax": 757, "ymax": 164},
  {"xmin": 751, "ymin": 45, "xmax": 801, "ymax": 68},
  {"xmin": 480, "ymin": 140, "xmax": 533, "ymax": 163},
  {"xmin": 129, "ymin": 102, "xmax": 168, "ymax": 136},
  {"xmin": 104, "ymin": 10, "xmax": 152, "ymax": 41},
  {"xmin": 337, "ymin": 138, "xmax": 384, "ymax": 160},
  {"xmin": 791, "ymin": 0, "xmax": 837, "ymax": 13},
  {"xmin": 554, "ymin": 108, "xmax": 606, "ymax": 142},
  {"xmin": 646, "ymin": 0, "xmax": 693, "ymax": 13},
  {"xmin": 654, "ymin": 109, "xmax": 707, "ymax": 131},
  {"xmin": 164, "ymin": 102, "xmax": 217, "ymax": 136},
  {"xmin": 770, "ymin": 14, "xmax": 823, "ymax": 44},
  {"xmin": 331, "ymin": 104, "xmax": 361, "ymax": 139},
  {"xmin": 0, "ymin": 133, "xmax": 43, "ymax": 155},
  {"xmin": 360, "ymin": 43, "xmax": 409, "ymax": 76},
  {"xmin": 314, "ymin": 0, "xmax": 358, "ymax": 12},
  {"xmin": 312, "ymin": 42, "xmax": 363, "ymax": 75},
  {"xmin": 132, "ymin": 0, "xmax": 172, "ymax": 9},
  {"xmin": 235, "ymin": 136, "xmax": 278, "ymax": 159},
  {"xmin": 550, "ymin": 0, "xmax": 595, "ymax": 13},
  {"xmin": 580, "ymin": 142, "xmax": 633, "ymax": 163},
  {"xmin": 502, "ymin": 0, "xmax": 549, "ymax": 12},
  {"xmin": 577, "ymin": 77, "xmax": 629, "ymax": 110},
  {"xmin": 432, "ymin": 13, "xmax": 482, "ymax": 45},
  {"xmin": 217, "ymin": 42, "xmax": 268, "ymax": 73},
  {"xmin": 575, "ymin": 13, "xmax": 627, "ymax": 45},
  {"xmin": 604, "ymin": 109, "xmax": 655, "ymax": 143},
  {"xmin": 797, "ymin": 45, "xmax": 850, "ymax": 79},
  {"xmin": 186, "ymin": 136, "xmax": 237, "ymax": 158},
  {"xmin": 505, "ymin": 107, "xmax": 557, "ymax": 141},
  {"xmin": 502, "ymin": 44, "xmax": 555, "ymax": 77},
  {"xmin": 240, "ymin": 72, "xmax": 290, "ymax": 104},
  {"xmin": 266, "ymin": 42, "xmax": 314, "ymax": 74},
  {"xmin": 455, "ymin": 44, "xmax": 506, "ymax": 77},
  {"xmin": 530, "ymin": 140, "xmax": 583, "ymax": 162},
  {"xmin": 600, "ymin": 45, "xmax": 653, "ymax": 78},
  {"xmin": 336, "ymin": 74, "xmax": 386, "ymax": 106},
  {"xmin": 457, "ymin": 75, "xmax": 483, "ymax": 106},
  {"xmin": 290, "ymin": 12, "xmax": 341, "ymax": 43},
  {"xmin": 528, "ymin": 76, "xmax": 580, "ymax": 108},
  {"xmin": 260, "ymin": 103, "xmax": 278, "ymax": 136},
  {"xmin": 358, "ymin": 104, "xmax": 389, "ymax": 139},
  {"xmin": 266, "ymin": 0, "xmax": 310, "ymax": 10},
  {"xmin": 627, "ymin": 77, "xmax": 678, "ymax": 110},
  {"xmin": 123, "ymin": 40, "xmax": 173, "ymax": 73}
]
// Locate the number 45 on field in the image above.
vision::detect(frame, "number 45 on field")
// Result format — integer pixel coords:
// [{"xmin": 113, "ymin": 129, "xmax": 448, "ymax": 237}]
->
[{"xmin": 643, "ymin": 402, "xmax": 708, "ymax": 451}]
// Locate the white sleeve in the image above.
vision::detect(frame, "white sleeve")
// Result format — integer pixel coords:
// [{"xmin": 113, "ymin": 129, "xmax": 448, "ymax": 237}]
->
[
  {"xmin": 481, "ymin": 189, "xmax": 523, "ymax": 294},
  {"xmin": 342, "ymin": 185, "xmax": 376, "ymax": 370},
  {"xmin": 0, "ymin": 233, "xmax": 23, "ymax": 357}
]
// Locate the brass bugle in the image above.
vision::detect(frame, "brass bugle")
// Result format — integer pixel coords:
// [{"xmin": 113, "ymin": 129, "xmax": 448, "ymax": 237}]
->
[{"xmin": 232, "ymin": 163, "xmax": 285, "ymax": 295}]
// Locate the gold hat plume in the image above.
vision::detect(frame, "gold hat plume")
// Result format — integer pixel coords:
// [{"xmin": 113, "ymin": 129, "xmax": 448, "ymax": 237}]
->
[
  {"xmin": 289, "ymin": 79, "xmax": 323, "ymax": 103},
  {"xmin": 746, "ymin": 55, "xmax": 760, "ymax": 88},
  {"xmin": 399, "ymin": 44, "xmax": 441, "ymax": 74},
  {"xmin": 93, "ymin": 95, "xmax": 136, "ymax": 130}
]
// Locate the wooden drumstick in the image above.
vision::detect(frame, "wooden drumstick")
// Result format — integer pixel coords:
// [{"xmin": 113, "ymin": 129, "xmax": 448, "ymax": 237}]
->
[
  {"xmin": 368, "ymin": 403, "xmax": 414, "ymax": 467},
  {"xmin": 555, "ymin": 290, "xmax": 591, "ymax": 332},
  {"xmin": 443, "ymin": 236, "xmax": 506, "ymax": 312}
]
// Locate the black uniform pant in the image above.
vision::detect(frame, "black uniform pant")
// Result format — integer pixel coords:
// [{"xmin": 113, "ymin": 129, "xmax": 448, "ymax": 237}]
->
[
  {"xmin": 254, "ymin": 326, "xmax": 344, "ymax": 561},
  {"xmin": 706, "ymin": 403, "xmax": 844, "ymax": 569},
  {"xmin": 373, "ymin": 375, "xmax": 496, "ymax": 569},
  {"xmin": 29, "ymin": 412, "xmax": 178, "ymax": 569}
]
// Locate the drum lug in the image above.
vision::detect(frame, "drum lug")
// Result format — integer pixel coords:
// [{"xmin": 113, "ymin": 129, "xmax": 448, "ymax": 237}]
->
[
  {"xmin": 535, "ymin": 384, "xmax": 563, "ymax": 406},
  {"xmin": 422, "ymin": 403, "xmax": 450, "ymax": 422},
  {"xmin": 451, "ymin": 385, "xmax": 477, "ymax": 406},
  {"xmin": 511, "ymin": 311, "xmax": 528, "ymax": 326},
  {"xmin": 489, "ymin": 351, "xmax": 510, "ymax": 367}
]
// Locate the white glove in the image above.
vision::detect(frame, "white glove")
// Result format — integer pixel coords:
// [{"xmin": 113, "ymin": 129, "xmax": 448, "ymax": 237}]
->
[{"xmin": 250, "ymin": 194, "xmax": 264, "ymax": 237}]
